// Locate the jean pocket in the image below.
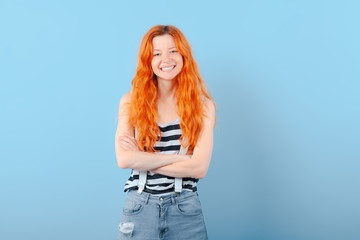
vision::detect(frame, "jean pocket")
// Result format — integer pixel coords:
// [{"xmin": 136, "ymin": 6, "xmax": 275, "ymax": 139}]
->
[
  {"xmin": 122, "ymin": 199, "xmax": 143, "ymax": 216},
  {"xmin": 176, "ymin": 195, "xmax": 203, "ymax": 216}
]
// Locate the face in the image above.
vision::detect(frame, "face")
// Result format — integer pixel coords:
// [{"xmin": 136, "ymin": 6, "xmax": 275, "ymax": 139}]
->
[{"xmin": 151, "ymin": 34, "xmax": 183, "ymax": 82}]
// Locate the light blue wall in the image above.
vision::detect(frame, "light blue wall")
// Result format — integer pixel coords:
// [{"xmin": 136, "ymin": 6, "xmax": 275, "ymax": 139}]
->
[{"xmin": 1, "ymin": 0, "xmax": 359, "ymax": 239}]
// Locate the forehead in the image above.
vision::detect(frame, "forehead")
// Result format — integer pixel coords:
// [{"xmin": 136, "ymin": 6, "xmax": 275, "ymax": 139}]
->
[{"xmin": 152, "ymin": 34, "xmax": 176, "ymax": 50}]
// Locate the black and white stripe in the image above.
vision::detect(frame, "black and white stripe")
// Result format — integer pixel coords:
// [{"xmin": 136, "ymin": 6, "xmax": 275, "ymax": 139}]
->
[{"xmin": 124, "ymin": 118, "xmax": 198, "ymax": 195}]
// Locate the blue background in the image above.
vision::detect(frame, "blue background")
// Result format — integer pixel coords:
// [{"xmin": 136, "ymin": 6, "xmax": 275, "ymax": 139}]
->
[{"xmin": 1, "ymin": 0, "xmax": 359, "ymax": 239}]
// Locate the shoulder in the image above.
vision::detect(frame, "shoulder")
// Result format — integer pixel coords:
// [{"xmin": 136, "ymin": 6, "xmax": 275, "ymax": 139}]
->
[
  {"xmin": 118, "ymin": 91, "xmax": 132, "ymax": 115},
  {"xmin": 120, "ymin": 91, "xmax": 132, "ymax": 104},
  {"xmin": 202, "ymin": 98, "xmax": 216, "ymax": 127},
  {"xmin": 203, "ymin": 97, "xmax": 215, "ymax": 112},
  {"xmin": 116, "ymin": 91, "xmax": 135, "ymax": 138}
]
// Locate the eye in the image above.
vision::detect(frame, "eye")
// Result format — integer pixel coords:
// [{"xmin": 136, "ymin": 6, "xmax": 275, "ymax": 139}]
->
[
  {"xmin": 170, "ymin": 50, "xmax": 177, "ymax": 53},
  {"xmin": 154, "ymin": 53, "xmax": 160, "ymax": 56}
]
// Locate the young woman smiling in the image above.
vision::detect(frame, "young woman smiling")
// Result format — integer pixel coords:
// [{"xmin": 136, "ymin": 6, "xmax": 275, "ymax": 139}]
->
[{"xmin": 115, "ymin": 25, "xmax": 216, "ymax": 240}]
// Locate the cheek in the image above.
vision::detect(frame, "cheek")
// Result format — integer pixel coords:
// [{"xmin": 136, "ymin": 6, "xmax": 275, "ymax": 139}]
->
[
  {"xmin": 151, "ymin": 59, "xmax": 159, "ymax": 72},
  {"xmin": 151, "ymin": 59, "xmax": 159, "ymax": 68},
  {"xmin": 177, "ymin": 57, "xmax": 184, "ymax": 69}
]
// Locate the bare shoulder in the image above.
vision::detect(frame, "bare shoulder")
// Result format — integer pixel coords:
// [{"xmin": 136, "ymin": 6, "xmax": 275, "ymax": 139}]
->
[
  {"xmin": 117, "ymin": 91, "xmax": 134, "ymax": 136},
  {"xmin": 203, "ymin": 98, "xmax": 216, "ymax": 127},
  {"xmin": 203, "ymin": 97, "xmax": 215, "ymax": 113},
  {"xmin": 118, "ymin": 92, "xmax": 132, "ymax": 113},
  {"xmin": 119, "ymin": 91, "xmax": 131, "ymax": 105}
]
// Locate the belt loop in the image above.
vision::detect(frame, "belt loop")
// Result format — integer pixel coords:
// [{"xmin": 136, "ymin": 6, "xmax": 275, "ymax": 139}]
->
[
  {"xmin": 145, "ymin": 192, "xmax": 150, "ymax": 204},
  {"xmin": 170, "ymin": 194, "xmax": 175, "ymax": 205}
]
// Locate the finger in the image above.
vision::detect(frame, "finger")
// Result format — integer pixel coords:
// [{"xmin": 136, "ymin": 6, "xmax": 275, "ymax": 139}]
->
[
  {"xmin": 118, "ymin": 136, "xmax": 127, "ymax": 142},
  {"xmin": 119, "ymin": 135, "xmax": 141, "ymax": 151},
  {"xmin": 119, "ymin": 136, "xmax": 133, "ymax": 144},
  {"xmin": 119, "ymin": 141, "xmax": 137, "ymax": 151},
  {"xmin": 123, "ymin": 133, "xmax": 135, "ymax": 139},
  {"xmin": 119, "ymin": 137, "xmax": 132, "ymax": 146},
  {"xmin": 123, "ymin": 136, "xmax": 138, "ymax": 147},
  {"xmin": 119, "ymin": 137, "xmax": 138, "ymax": 151},
  {"xmin": 118, "ymin": 142, "xmax": 130, "ymax": 150},
  {"xmin": 129, "ymin": 137, "xmax": 139, "ymax": 146},
  {"xmin": 119, "ymin": 134, "xmax": 133, "ymax": 140}
]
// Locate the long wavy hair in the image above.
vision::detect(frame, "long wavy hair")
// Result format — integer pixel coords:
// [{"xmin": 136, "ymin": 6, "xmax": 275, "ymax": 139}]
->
[{"xmin": 128, "ymin": 25, "xmax": 217, "ymax": 154}]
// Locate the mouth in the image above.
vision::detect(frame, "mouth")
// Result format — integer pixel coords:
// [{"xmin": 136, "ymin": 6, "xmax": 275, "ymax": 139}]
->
[{"xmin": 160, "ymin": 65, "xmax": 175, "ymax": 72}]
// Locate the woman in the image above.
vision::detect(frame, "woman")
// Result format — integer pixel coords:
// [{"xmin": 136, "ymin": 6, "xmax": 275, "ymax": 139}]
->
[{"xmin": 115, "ymin": 25, "xmax": 216, "ymax": 240}]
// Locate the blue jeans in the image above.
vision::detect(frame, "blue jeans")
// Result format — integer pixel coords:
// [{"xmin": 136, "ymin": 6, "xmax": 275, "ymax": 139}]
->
[{"xmin": 117, "ymin": 190, "xmax": 208, "ymax": 240}]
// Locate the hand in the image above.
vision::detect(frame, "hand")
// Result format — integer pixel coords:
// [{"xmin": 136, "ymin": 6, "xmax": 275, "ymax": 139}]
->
[{"xmin": 118, "ymin": 133, "xmax": 141, "ymax": 152}]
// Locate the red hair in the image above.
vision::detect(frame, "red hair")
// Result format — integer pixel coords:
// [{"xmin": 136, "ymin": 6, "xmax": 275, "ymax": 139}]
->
[{"xmin": 128, "ymin": 25, "xmax": 217, "ymax": 154}]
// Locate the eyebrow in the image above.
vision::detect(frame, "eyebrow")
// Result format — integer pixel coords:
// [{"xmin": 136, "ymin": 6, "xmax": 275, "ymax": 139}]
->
[{"xmin": 153, "ymin": 47, "xmax": 177, "ymax": 51}]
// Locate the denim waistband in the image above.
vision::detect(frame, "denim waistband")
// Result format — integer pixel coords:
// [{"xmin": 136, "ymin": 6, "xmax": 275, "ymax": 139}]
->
[{"xmin": 127, "ymin": 189, "xmax": 198, "ymax": 205}]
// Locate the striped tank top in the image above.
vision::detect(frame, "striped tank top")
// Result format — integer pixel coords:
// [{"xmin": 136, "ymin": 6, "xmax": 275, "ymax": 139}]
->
[{"xmin": 124, "ymin": 117, "xmax": 199, "ymax": 195}]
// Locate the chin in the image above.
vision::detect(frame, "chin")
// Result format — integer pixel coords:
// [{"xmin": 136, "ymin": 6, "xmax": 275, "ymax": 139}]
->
[{"xmin": 156, "ymin": 72, "xmax": 181, "ymax": 81}]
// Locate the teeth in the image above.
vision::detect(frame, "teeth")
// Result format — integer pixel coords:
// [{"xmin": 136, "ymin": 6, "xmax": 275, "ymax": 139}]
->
[{"xmin": 161, "ymin": 66, "xmax": 175, "ymax": 71}]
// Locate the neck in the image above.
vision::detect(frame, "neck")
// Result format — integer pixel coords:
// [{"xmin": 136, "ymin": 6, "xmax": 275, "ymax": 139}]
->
[{"xmin": 156, "ymin": 78, "xmax": 178, "ymax": 102}]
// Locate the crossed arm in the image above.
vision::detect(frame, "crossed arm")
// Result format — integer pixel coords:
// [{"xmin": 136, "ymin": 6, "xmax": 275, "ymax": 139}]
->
[{"xmin": 115, "ymin": 92, "xmax": 215, "ymax": 179}]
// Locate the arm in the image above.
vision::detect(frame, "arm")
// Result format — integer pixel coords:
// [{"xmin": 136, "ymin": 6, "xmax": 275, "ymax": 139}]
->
[
  {"xmin": 115, "ymin": 92, "xmax": 189, "ymax": 171},
  {"xmin": 151, "ymin": 99, "xmax": 216, "ymax": 179}
]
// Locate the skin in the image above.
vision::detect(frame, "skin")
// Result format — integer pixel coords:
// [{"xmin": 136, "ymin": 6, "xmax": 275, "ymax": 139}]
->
[
  {"xmin": 115, "ymin": 34, "xmax": 215, "ymax": 179},
  {"xmin": 152, "ymin": 33, "xmax": 183, "ymax": 123}
]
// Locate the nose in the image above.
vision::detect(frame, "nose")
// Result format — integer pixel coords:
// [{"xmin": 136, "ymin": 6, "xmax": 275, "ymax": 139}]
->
[{"xmin": 161, "ymin": 52, "xmax": 171, "ymax": 62}]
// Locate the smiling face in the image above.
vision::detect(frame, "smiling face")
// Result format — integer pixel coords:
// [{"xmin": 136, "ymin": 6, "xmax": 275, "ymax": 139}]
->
[{"xmin": 151, "ymin": 34, "xmax": 183, "ymax": 82}]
